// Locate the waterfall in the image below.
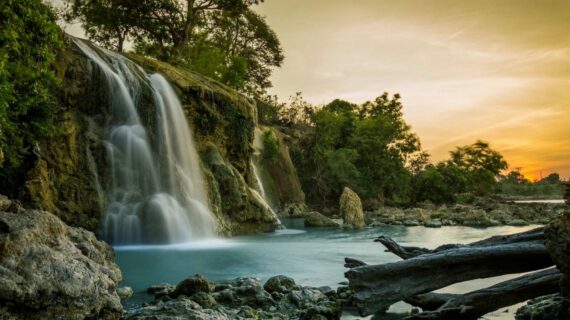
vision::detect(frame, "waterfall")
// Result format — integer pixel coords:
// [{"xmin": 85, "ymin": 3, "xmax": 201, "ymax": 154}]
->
[{"xmin": 74, "ymin": 39, "xmax": 216, "ymax": 245}]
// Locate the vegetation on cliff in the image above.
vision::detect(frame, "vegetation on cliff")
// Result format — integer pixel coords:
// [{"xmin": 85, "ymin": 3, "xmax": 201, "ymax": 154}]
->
[
  {"xmin": 0, "ymin": 0, "xmax": 61, "ymax": 186},
  {"xmin": 63, "ymin": 0, "xmax": 283, "ymax": 94}
]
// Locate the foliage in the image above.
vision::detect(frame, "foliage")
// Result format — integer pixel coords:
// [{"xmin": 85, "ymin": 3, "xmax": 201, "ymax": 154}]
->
[
  {"xmin": 0, "ymin": 0, "xmax": 61, "ymax": 171},
  {"xmin": 64, "ymin": 0, "xmax": 283, "ymax": 94},
  {"xmin": 498, "ymin": 170, "xmax": 565, "ymax": 197},
  {"xmin": 261, "ymin": 128, "xmax": 279, "ymax": 164},
  {"xmin": 284, "ymin": 93, "xmax": 423, "ymax": 209}
]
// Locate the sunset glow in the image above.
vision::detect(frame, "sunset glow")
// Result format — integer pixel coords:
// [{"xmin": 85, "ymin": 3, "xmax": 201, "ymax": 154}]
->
[{"xmin": 257, "ymin": 0, "xmax": 570, "ymax": 179}]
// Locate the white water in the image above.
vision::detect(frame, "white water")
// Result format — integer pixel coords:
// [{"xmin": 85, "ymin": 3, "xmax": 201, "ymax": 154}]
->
[{"xmin": 74, "ymin": 39, "xmax": 216, "ymax": 245}]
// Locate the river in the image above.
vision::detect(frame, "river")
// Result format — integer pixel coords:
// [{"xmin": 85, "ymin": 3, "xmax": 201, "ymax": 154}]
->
[{"xmin": 116, "ymin": 220, "xmax": 539, "ymax": 319}]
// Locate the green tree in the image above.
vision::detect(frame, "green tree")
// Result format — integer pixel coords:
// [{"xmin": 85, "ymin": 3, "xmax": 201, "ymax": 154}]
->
[
  {"xmin": 0, "ymin": 0, "xmax": 61, "ymax": 171},
  {"xmin": 448, "ymin": 140, "xmax": 508, "ymax": 195},
  {"xmin": 65, "ymin": 0, "xmax": 282, "ymax": 94}
]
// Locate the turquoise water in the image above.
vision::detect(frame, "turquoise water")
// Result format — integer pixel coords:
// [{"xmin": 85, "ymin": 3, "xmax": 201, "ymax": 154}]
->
[{"xmin": 116, "ymin": 220, "xmax": 538, "ymax": 319}]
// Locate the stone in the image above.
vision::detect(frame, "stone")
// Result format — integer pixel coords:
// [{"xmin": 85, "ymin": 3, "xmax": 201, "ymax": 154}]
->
[
  {"xmin": 148, "ymin": 283, "xmax": 176, "ymax": 298},
  {"xmin": 516, "ymin": 294, "xmax": 562, "ymax": 320},
  {"xmin": 339, "ymin": 187, "xmax": 365, "ymax": 229},
  {"xmin": 172, "ymin": 274, "xmax": 215, "ymax": 298},
  {"xmin": 264, "ymin": 275, "xmax": 298, "ymax": 293},
  {"xmin": 403, "ymin": 219, "xmax": 420, "ymax": 226},
  {"xmin": 545, "ymin": 211, "xmax": 570, "ymax": 318},
  {"xmin": 0, "ymin": 194, "xmax": 11, "ymax": 211},
  {"xmin": 425, "ymin": 219, "xmax": 442, "ymax": 228},
  {"xmin": 118, "ymin": 286, "xmax": 134, "ymax": 300},
  {"xmin": 0, "ymin": 209, "xmax": 122, "ymax": 319},
  {"xmin": 125, "ymin": 298, "xmax": 230, "ymax": 320},
  {"xmin": 508, "ymin": 219, "xmax": 530, "ymax": 226},
  {"xmin": 304, "ymin": 211, "xmax": 340, "ymax": 228}
]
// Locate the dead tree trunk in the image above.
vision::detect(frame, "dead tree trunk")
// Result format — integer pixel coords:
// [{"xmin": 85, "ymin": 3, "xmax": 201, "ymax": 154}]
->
[
  {"xmin": 407, "ymin": 268, "xmax": 562, "ymax": 320},
  {"xmin": 375, "ymin": 227, "xmax": 544, "ymax": 260},
  {"xmin": 345, "ymin": 242, "xmax": 554, "ymax": 315}
]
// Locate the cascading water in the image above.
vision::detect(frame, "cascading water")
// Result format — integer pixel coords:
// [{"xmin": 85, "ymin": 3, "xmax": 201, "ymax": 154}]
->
[{"xmin": 74, "ymin": 39, "xmax": 216, "ymax": 245}]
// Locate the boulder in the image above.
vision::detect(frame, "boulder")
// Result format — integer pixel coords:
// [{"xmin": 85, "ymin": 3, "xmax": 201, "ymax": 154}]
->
[
  {"xmin": 172, "ymin": 274, "xmax": 215, "ymax": 298},
  {"xmin": 516, "ymin": 294, "xmax": 562, "ymax": 320},
  {"xmin": 304, "ymin": 211, "xmax": 340, "ymax": 228},
  {"xmin": 339, "ymin": 187, "xmax": 365, "ymax": 229},
  {"xmin": 0, "ymin": 209, "xmax": 122, "ymax": 319},
  {"xmin": 545, "ymin": 211, "xmax": 570, "ymax": 318},
  {"xmin": 264, "ymin": 275, "xmax": 298, "ymax": 293},
  {"xmin": 148, "ymin": 283, "xmax": 176, "ymax": 299},
  {"xmin": 425, "ymin": 219, "xmax": 442, "ymax": 228},
  {"xmin": 117, "ymin": 287, "xmax": 134, "ymax": 300}
]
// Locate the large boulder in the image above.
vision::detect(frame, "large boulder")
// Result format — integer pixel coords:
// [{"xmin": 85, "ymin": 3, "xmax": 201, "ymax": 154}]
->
[
  {"xmin": 304, "ymin": 211, "xmax": 340, "ymax": 228},
  {"xmin": 172, "ymin": 274, "xmax": 215, "ymax": 298},
  {"xmin": 545, "ymin": 211, "xmax": 570, "ymax": 318},
  {"xmin": 0, "ymin": 209, "xmax": 122, "ymax": 319},
  {"xmin": 339, "ymin": 187, "xmax": 365, "ymax": 229}
]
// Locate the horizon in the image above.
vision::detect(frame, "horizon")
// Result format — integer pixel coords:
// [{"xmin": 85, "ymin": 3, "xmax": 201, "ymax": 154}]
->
[
  {"xmin": 55, "ymin": 0, "xmax": 570, "ymax": 180},
  {"xmin": 256, "ymin": 0, "xmax": 570, "ymax": 180}
]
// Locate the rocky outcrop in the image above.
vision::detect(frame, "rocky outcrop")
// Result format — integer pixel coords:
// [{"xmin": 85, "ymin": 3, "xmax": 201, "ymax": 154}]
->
[
  {"xmin": 304, "ymin": 211, "xmax": 341, "ymax": 228},
  {"xmin": 516, "ymin": 294, "xmax": 563, "ymax": 320},
  {"xmin": 367, "ymin": 202, "xmax": 566, "ymax": 228},
  {"xmin": 0, "ymin": 208, "xmax": 122, "ymax": 319},
  {"xmin": 251, "ymin": 127, "xmax": 306, "ymax": 212},
  {"xmin": 202, "ymin": 144, "xmax": 280, "ymax": 235},
  {"xmin": 9, "ymin": 37, "xmax": 281, "ymax": 236},
  {"xmin": 545, "ymin": 211, "xmax": 570, "ymax": 318},
  {"xmin": 339, "ymin": 187, "xmax": 365, "ymax": 229},
  {"xmin": 126, "ymin": 275, "xmax": 342, "ymax": 320}
]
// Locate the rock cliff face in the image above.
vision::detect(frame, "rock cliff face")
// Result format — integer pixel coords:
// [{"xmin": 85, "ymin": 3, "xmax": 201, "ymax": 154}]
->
[
  {"xmin": 0, "ymin": 207, "xmax": 122, "ymax": 319},
  {"xmin": 15, "ymin": 37, "xmax": 279, "ymax": 236}
]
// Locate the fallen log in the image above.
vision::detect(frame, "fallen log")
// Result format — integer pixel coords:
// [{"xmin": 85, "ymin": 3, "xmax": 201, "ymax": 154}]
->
[
  {"xmin": 406, "ymin": 268, "xmax": 562, "ymax": 320},
  {"xmin": 375, "ymin": 227, "xmax": 544, "ymax": 260},
  {"xmin": 345, "ymin": 242, "xmax": 554, "ymax": 315},
  {"xmin": 405, "ymin": 293, "xmax": 457, "ymax": 311}
]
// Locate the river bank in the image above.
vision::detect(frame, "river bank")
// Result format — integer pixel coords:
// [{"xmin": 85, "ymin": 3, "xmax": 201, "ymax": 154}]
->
[{"xmin": 364, "ymin": 201, "xmax": 566, "ymax": 228}]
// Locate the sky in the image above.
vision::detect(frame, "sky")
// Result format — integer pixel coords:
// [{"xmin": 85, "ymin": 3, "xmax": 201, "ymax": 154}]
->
[
  {"xmin": 55, "ymin": 0, "xmax": 570, "ymax": 180},
  {"xmin": 255, "ymin": 0, "xmax": 570, "ymax": 180}
]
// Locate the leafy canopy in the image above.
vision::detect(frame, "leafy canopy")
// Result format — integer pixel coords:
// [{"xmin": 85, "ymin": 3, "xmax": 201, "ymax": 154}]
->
[
  {"xmin": 0, "ymin": 0, "xmax": 61, "ymax": 170},
  {"xmin": 64, "ymin": 0, "xmax": 283, "ymax": 94}
]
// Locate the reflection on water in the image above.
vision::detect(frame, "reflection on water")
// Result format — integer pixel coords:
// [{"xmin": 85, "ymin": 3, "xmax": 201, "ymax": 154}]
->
[{"xmin": 116, "ymin": 223, "xmax": 539, "ymax": 319}]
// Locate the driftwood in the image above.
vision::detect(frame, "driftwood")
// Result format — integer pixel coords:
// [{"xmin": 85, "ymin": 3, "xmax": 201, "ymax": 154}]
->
[
  {"xmin": 406, "ymin": 268, "xmax": 562, "ymax": 320},
  {"xmin": 375, "ymin": 227, "xmax": 544, "ymax": 260},
  {"xmin": 405, "ymin": 293, "xmax": 457, "ymax": 311},
  {"xmin": 345, "ymin": 242, "xmax": 554, "ymax": 315},
  {"xmin": 344, "ymin": 257, "xmax": 367, "ymax": 268}
]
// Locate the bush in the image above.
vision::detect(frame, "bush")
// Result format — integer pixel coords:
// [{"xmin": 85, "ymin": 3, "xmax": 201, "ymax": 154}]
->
[
  {"xmin": 0, "ymin": 0, "xmax": 61, "ymax": 170},
  {"xmin": 261, "ymin": 129, "xmax": 279, "ymax": 164}
]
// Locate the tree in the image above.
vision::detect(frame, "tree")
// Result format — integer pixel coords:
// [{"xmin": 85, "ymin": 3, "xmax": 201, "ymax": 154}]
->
[
  {"xmin": 448, "ymin": 140, "xmax": 508, "ymax": 195},
  {"xmin": 0, "ymin": 0, "xmax": 61, "ymax": 172},
  {"xmin": 64, "ymin": 0, "xmax": 282, "ymax": 94}
]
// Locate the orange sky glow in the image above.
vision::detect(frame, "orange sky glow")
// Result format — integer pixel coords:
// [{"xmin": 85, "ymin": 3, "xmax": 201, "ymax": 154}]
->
[{"xmin": 256, "ymin": 0, "xmax": 570, "ymax": 180}]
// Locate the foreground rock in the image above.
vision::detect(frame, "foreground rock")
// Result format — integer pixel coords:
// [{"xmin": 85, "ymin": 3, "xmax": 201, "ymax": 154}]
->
[
  {"xmin": 126, "ymin": 275, "xmax": 343, "ymax": 320},
  {"xmin": 0, "ymin": 209, "xmax": 122, "ymax": 319},
  {"xmin": 545, "ymin": 211, "xmax": 570, "ymax": 318},
  {"xmin": 516, "ymin": 294, "xmax": 563, "ymax": 320},
  {"xmin": 339, "ymin": 187, "xmax": 365, "ymax": 229}
]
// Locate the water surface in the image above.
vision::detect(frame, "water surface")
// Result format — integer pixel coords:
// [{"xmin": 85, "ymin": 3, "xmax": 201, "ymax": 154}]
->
[{"xmin": 116, "ymin": 221, "xmax": 539, "ymax": 319}]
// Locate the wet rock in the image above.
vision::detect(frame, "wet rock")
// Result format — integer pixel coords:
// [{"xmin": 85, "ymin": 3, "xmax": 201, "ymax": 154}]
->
[
  {"xmin": 339, "ymin": 187, "xmax": 365, "ymax": 229},
  {"xmin": 124, "ymin": 298, "xmax": 230, "ymax": 320},
  {"xmin": 264, "ymin": 275, "xmax": 298, "ymax": 293},
  {"xmin": 545, "ymin": 211, "xmax": 570, "ymax": 318},
  {"xmin": 425, "ymin": 219, "xmax": 442, "ymax": 228},
  {"xmin": 147, "ymin": 283, "xmax": 176, "ymax": 298},
  {"xmin": 0, "ymin": 194, "xmax": 11, "ymax": 211},
  {"xmin": 172, "ymin": 274, "xmax": 215, "ymax": 298},
  {"xmin": 132, "ymin": 275, "xmax": 342, "ymax": 320},
  {"xmin": 118, "ymin": 286, "xmax": 134, "ymax": 300},
  {"xmin": 304, "ymin": 211, "xmax": 340, "ymax": 228},
  {"xmin": 0, "ymin": 209, "xmax": 122, "ymax": 319},
  {"xmin": 507, "ymin": 218, "xmax": 530, "ymax": 226},
  {"xmin": 403, "ymin": 219, "xmax": 420, "ymax": 226},
  {"xmin": 516, "ymin": 294, "xmax": 562, "ymax": 320}
]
